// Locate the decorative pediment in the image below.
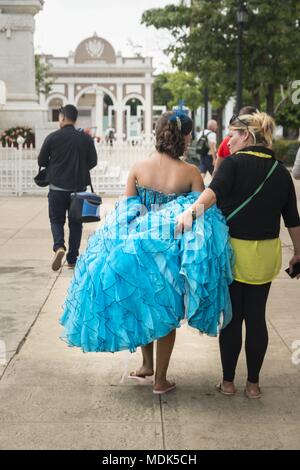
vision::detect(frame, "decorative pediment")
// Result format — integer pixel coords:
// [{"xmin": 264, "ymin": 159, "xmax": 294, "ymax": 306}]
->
[
  {"xmin": 85, "ymin": 39, "xmax": 105, "ymax": 59},
  {"xmin": 75, "ymin": 34, "xmax": 116, "ymax": 64}
]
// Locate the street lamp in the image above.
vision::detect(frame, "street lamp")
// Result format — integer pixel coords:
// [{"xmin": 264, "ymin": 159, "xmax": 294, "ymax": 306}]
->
[{"xmin": 236, "ymin": 1, "xmax": 249, "ymax": 113}]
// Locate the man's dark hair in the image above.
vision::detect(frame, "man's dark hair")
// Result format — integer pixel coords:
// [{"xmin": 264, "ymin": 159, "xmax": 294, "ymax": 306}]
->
[{"xmin": 59, "ymin": 104, "xmax": 78, "ymax": 123}]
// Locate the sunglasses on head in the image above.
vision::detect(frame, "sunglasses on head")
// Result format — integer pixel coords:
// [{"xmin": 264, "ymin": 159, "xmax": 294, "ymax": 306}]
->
[{"xmin": 229, "ymin": 114, "xmax": 249, "ymax": 130}]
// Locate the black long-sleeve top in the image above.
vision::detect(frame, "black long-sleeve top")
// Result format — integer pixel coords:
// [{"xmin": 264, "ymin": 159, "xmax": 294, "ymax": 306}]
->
[
  {"xmin": 38, "ymin": 125, "xmax": 98, "ymax": 191},
  {"xmin": 209, "ymin": 146, "xmax": 300, "ymax": 240}
]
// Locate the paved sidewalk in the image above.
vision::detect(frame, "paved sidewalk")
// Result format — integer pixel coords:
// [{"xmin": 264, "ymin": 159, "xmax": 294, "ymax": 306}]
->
[{"xmin": 0, "ymin": 183, "xmax": 300, "ymax": 450}]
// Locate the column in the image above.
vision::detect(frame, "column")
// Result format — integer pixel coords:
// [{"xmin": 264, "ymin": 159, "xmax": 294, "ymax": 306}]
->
[
  {"xmin": 68, "ymin": 83, "xmax": 75, "ymax": 105},
  {"xmin": 116, "ymin": 83, "xmax": 123, "ymax": 142},
  {"xmin": 95, "ymin": 89, "xmax": 104, "ymax": 138},
  {"xmin": 145, "ymin": 80, "xmax": 153, "ymax": 143}
]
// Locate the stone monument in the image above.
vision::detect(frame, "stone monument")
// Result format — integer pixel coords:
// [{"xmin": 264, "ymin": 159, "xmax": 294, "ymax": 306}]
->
[{"xmin": 0, "ymin": 0, "xmax": 46, "ymax": 131}]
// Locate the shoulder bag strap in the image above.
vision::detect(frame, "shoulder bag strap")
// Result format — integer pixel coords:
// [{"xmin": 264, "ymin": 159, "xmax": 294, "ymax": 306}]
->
[
  {"xmin": 74, "ymin": 145, "xmax": 95, "ymax": 194},
  {"xmin": 226, "ymin": 160, "xmax": 279, "ymax": 222}
]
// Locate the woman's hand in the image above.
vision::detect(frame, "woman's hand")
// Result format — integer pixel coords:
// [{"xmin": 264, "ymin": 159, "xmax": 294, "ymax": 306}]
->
[
  {"xmin": 289, "ymin": 254, "xmax": 300, "ymax": 279},
  {"xmin": 176, "ymin": 188, "xmax": 216, "ymax": 235},
  {"xmin": 176, "ymin": 210, "xmax": 193, "ymax": 234}
]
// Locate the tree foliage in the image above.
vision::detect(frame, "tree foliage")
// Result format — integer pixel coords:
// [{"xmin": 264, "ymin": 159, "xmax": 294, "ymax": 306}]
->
[
  {"xmin": 153, "ymin": 73, "xmax": 174, "ymax": 107},
  {"xmin": 154, "ymin": 71, "xmax": 203, "ymax": 110},
  {"xmin": 142, "ymin": 0, "xmax": 300, "ymax": 115},
  {"xmin": 35, "ymin": 55, "xmax": 53, "ymax": 96}
]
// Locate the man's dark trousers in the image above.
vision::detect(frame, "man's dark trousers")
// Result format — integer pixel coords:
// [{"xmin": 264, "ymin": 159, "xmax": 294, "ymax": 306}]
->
[{"xmin": 48, "ymin": 190, "xmax": 82, "ymax": 265}]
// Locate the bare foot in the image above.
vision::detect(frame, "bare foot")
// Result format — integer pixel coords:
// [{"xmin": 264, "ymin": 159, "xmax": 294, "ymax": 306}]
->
[
  {"xmin": 245, "ymin": 381, "xmax": 261, "ymax": 399},
  {"xmin": 129, "ymin": 366, "xmax": 154, "ymax": 379},
  {"xmin": 216, "ymin": 380, "xmax": 237, "ymax": 395},
  {"xmin": 153, "ymin": 379, "xmax": 176, "ymax": 394}
]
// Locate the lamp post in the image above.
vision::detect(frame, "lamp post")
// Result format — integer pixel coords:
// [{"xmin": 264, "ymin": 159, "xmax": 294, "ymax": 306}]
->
[{"xmin": 236, "ymin": 1, "xmax": 248, "ymax": 113}]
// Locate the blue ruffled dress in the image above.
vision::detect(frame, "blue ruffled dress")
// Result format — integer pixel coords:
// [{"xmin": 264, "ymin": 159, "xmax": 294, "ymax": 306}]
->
[{"xmin": 60, "ymin": 185, "xmax": 234, "ymax": 353}]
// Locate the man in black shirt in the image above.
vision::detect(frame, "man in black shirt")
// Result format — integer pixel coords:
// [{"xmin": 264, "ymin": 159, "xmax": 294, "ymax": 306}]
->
[{"xmin": 38, "ymin": 105, "xmax": 98, "ymax": 271}]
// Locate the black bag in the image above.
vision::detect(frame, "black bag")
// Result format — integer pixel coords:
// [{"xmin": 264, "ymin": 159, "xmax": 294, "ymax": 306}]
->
[
  {"xmin": 69, "ymin": 153, "xmax": 102, "ymax": 223},
  {"xmin": 196, "ymin": 131, "xmax": 212, "ymax": 157},
  {"xmin": 34, "ymin": 167, "xmax": 49, "ymax": 187},
  {"xmin": 69, "ymin": 191, "xmax": 102, "ymax": 223}
]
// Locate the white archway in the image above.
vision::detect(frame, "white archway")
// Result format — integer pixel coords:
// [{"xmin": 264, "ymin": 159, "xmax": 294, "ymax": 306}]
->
[
  {"xmin": 123, "ymin": 95, "xmax": 146, "ymax": 139},
  {"xmin": 75, "ymin": 86, "xmax": 116, "ymax": 136},
  {"xmin": 46, "ymin": 94, "xmax": 68, "ymax": 122},
  {"xmin": 46, "ymin": 93, "xmax": 68, "ymax": 107},
  {"xmin": 122, "ymin": 93, "xmax": 145, "ymax": 107},
  {"xmin": 75, "ymin": 86, "xmax": 116, "ymax": 106}
]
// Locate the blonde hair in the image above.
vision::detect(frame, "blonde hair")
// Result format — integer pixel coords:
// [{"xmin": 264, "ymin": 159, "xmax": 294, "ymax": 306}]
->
[{"xmin": 230, "ymin": 111, "xmax": 275, "ymax": 147}]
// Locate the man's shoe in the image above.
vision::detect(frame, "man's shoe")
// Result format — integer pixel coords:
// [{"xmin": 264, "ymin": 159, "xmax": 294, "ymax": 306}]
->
[
  {"xmin": 51, "ymin": 248, "xmax": 65, "ymax": 271},
  {"xmin": 67, "ymin": 263, "xmax": 76, "ymax": 269}
]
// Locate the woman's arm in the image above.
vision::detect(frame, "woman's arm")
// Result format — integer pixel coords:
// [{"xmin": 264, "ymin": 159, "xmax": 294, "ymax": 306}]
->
[
  {"xmin": 125, "ymin": 164, "xmax": 138, "ymax": 197},
  {"xmin": 213, "ymin": 156, "xmax": 224, "ymax": 175},
  {"xmin": 190, "ymin": 165, "xmax": 205, "ymax": 192},
  {"xmin": 176, "ymin": 188, "xmax": 217, "ymax": 233},
  {"xmin": 176, "ymin": 157, "xmax": 234, "ymax": 233},
  {"xmin": 292, "ymin": 148, "xmax": 300, "ymax": 180},
  {"xmin": 288, "ymin": 226, "xmax": 300, "ymax": 279}
]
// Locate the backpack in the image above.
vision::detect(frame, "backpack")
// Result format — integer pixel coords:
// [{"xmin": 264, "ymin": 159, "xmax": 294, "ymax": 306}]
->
[{"xmin": 196, "ymin": 130, "xmax": 212, "ymax": 157}]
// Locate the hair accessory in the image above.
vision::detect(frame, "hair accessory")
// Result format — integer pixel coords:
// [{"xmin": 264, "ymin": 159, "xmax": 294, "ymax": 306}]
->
[
  {"xmin": 168, "ymin": 100, "xmax": 193, "ymax": 135},
  {"xmin": 175, "ymin": 116, "xmax": 182, "ymax": 131}
]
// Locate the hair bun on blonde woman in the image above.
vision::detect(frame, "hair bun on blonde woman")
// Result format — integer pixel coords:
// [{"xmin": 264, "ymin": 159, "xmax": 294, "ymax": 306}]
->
[{"xmin": 235, "ymin": 111, "xmax": 276, "ymax": 147}]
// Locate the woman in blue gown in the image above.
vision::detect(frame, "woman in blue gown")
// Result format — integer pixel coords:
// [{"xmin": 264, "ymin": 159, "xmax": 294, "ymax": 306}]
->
[{"xmin": 60, "ymin": 110, "xmax": 234, "ymax": 394}]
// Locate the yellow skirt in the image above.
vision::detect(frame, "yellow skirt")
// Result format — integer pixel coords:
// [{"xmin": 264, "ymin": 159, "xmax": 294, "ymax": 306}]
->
[{"xmin": 230, "ymin": 237, "xmax": 282, "ymax": 285}]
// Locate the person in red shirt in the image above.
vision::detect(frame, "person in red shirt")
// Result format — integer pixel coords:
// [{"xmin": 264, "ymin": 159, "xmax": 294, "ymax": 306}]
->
[
  {"xmin": 218, "ymin": 134, "xmax": 231, "ymax": 157},
  {"xmin": 213, "ymin": 106, "xmax": 257, "ymax": 174}
]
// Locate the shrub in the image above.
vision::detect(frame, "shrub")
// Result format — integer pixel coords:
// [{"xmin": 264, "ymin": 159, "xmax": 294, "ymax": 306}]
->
[
  {"xmin": 272, "ymin": 139, "xmax": 299, "ymax": 166},
  {"xmin": 0, "ymin": 126, "xmax": 35, "ymax": 148}
]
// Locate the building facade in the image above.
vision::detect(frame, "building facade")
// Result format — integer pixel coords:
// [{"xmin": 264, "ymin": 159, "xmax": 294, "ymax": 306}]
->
[{"xmin": 39, "ymin": 34, "xmax": 155, "ymax": 142}]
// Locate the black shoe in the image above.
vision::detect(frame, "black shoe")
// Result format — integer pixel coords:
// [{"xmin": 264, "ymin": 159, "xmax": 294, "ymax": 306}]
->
[
  {"xmin": 67, "ymin": 263, "xmax": 76, "ymax": 269},
  {"xmin": 51, "ymin": 248, "xmax": 65, "ymax": 271}
]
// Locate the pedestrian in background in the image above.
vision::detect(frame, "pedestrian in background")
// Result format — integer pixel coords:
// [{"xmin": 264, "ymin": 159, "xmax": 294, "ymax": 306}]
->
[
  {"xmin": 38, "ymin": 104, "xmax": 98, "ymax": 271},
  {"xmin": 213, "ymin": 106, "xmax": 258, "ymax": 174},
  {"xmin": 195, "ymin": 120, "xmax": 218, "ymax": 179}
]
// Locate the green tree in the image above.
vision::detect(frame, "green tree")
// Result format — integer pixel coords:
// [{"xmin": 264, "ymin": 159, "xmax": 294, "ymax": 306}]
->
[
  {"xmin": 142, "ymin": 0, "xmax": 300, "ymax": 115},
  {"xmin": 157, "ymin": 71, "xmax": 203, "ymax": 111},
  {"xmin": 153, "ymin": 73, "xmax": 174, "ymax": 106},
  {"xmin": 35, "ymin": 55, "xmax": 53, "ymax": 96},
  {"xmin": 276, "ymin": 101, "xmax": 300, "ymax": 136}
]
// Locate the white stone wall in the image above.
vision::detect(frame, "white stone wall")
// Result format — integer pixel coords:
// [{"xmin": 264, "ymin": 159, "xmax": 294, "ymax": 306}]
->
[
  {"xmin": 0, "ymin": 109, "xmax": 47, "ymax": 133},
  {"xmin": 0, "ymin": 1, "xmax": 45, "ymax": 131},
  {"xmin": 0, "ymin": 14, "xmax": 36, "ymax": 100}
]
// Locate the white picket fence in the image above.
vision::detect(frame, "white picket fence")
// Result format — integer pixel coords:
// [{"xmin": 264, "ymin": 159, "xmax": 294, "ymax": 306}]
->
[{"xmin": 0, "ymin": 142, "xmax": 155, "ymax": 196}]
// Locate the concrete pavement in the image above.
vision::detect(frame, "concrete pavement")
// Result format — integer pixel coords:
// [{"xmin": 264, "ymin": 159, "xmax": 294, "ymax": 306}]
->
[{"xmin": 0, "ymin": 182, "xmax": 300, "ymax": 450}]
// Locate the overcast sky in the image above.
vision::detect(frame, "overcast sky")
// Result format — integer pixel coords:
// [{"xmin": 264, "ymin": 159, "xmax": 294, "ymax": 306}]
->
[{"xmin": 34, "ymin": 0, "xmax": 178, "ymax": 73}]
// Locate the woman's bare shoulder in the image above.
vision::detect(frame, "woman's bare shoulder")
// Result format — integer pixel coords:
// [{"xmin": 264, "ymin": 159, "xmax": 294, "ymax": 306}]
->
[{"xmin": 180, "ymin": 160, "xmax": 201, "ymax": 174}]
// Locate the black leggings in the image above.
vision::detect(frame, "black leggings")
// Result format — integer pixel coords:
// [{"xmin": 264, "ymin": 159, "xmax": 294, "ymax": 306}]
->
[{"xmin": 219, "ymin": 280, "xmax": 271, "ymax": 384}]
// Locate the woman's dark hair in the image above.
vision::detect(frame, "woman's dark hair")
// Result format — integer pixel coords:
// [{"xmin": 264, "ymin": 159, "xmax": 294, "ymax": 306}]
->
[{"xmin": 155, "ymin": 111, "xmax": 191, "ymax": 159}]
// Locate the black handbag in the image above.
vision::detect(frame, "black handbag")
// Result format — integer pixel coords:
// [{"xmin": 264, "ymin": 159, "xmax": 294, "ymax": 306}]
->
[
  {"xmin": 69, "ymin": 189, "xmax": 102, "ymax": 223},
  {"xmin": 69, "ymin": 154, "xmax": 102, "ymax": 223},
  {"xmin": 34, "ymin": 167, "xmax": 49, "ymax": 187}
]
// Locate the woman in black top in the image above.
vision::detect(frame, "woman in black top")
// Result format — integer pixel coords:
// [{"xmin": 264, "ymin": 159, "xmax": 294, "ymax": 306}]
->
[{"xmin": 177, "ymin": 111, "xmax": 300, "ymax": 398}]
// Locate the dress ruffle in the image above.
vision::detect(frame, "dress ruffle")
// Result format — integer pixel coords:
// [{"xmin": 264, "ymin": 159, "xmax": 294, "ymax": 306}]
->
[{"xmin": 60, "ymin": 192, "xmax": 234, "ymax": 352}]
